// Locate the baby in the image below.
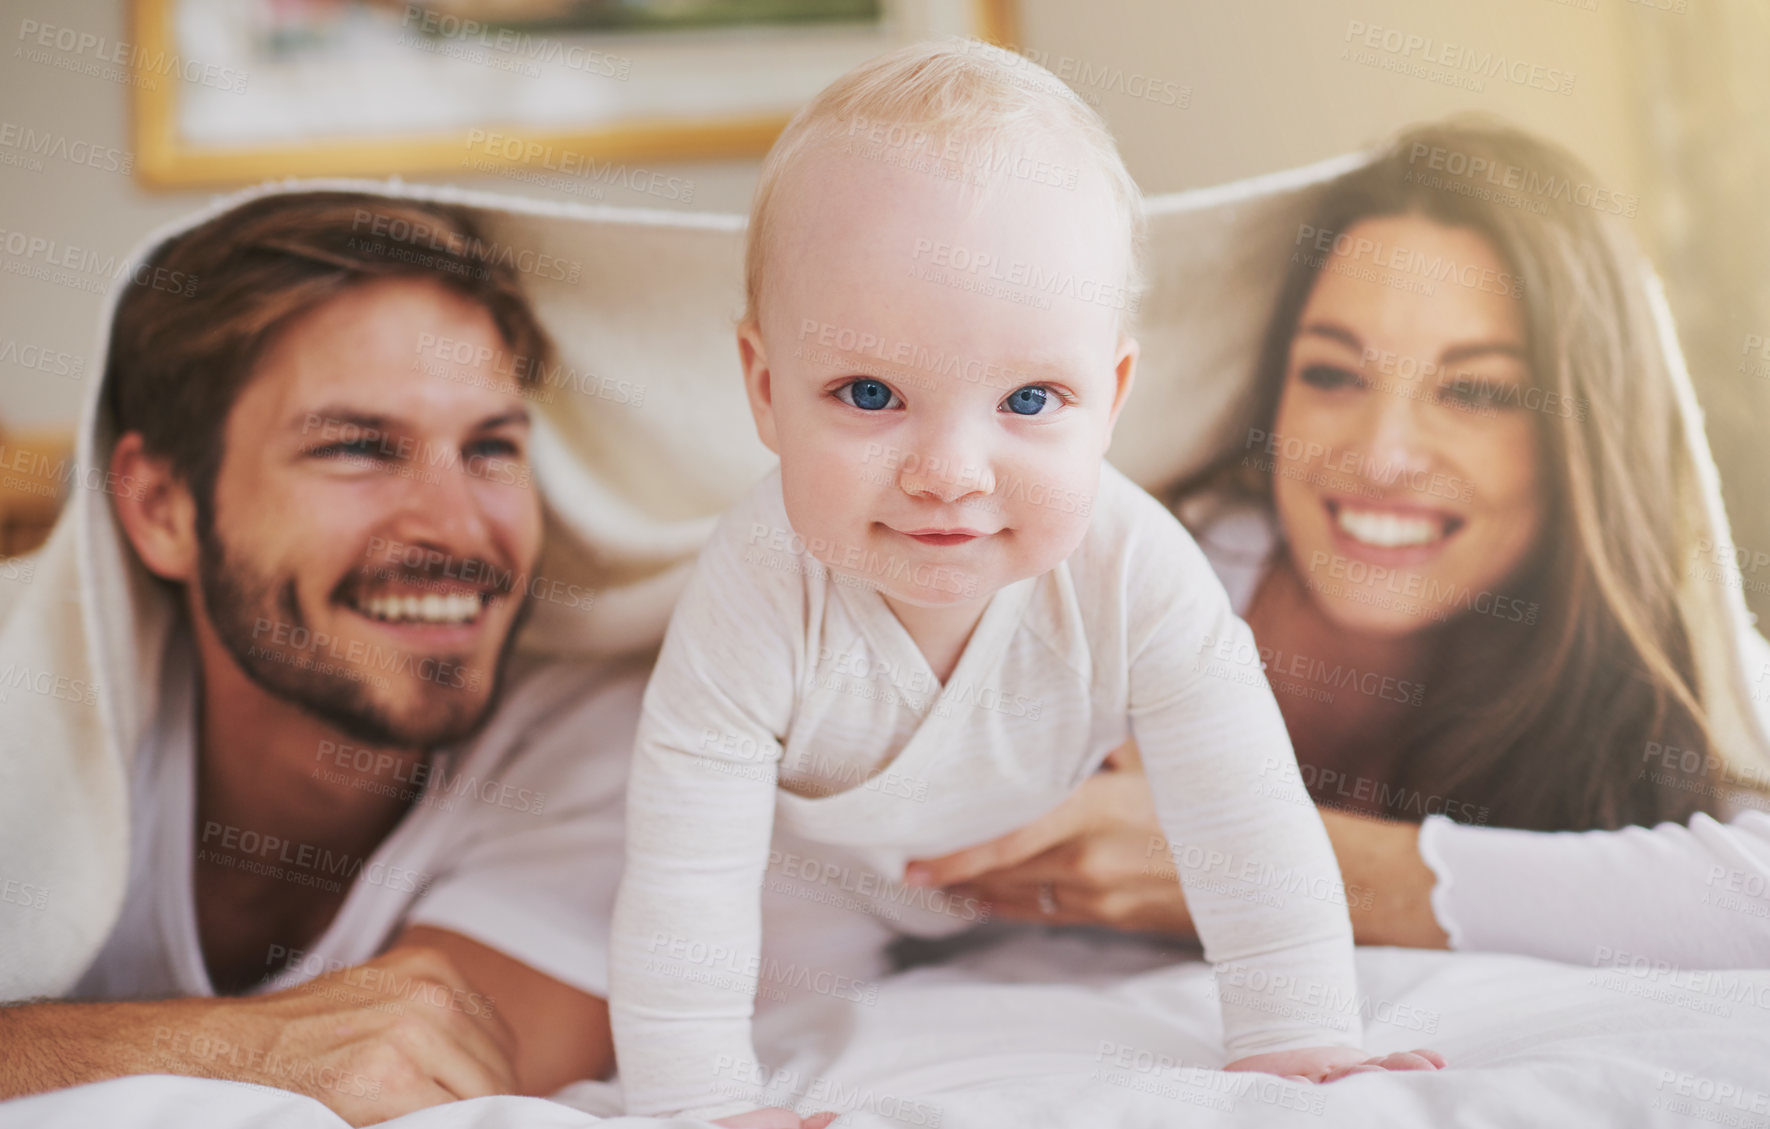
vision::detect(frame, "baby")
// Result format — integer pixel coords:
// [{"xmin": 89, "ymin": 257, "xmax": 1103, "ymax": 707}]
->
[{"xmin": 610, "ymin": 39, "xmax": 1441, "ymax": 1123}]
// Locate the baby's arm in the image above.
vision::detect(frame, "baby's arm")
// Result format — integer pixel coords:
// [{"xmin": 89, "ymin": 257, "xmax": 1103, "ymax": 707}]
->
[
  {"xmin": 608, "ymin": 515, "xmax": 802, "ymax": 1118},
  {"xmin": 1126, "ymin": 531, "xmax": 1365, "ymax": 1060}
]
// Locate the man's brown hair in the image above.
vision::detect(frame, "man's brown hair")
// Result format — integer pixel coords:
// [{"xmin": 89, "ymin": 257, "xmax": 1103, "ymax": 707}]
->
[{"xmin": 105, "ymin": 192, "xmax": 553, "ymax": 517}]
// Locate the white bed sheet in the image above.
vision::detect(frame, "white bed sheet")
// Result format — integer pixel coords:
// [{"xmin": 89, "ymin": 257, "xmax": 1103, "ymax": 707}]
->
[{"xmin": 5, "ymin": 930, "xmax": 1767, "ymax": 1128}]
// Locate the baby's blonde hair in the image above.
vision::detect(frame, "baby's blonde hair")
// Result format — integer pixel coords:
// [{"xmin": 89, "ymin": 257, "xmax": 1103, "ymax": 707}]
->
[{"xmin": 743, "ymin": 37, "xmax": 1145, "ymax": 328}]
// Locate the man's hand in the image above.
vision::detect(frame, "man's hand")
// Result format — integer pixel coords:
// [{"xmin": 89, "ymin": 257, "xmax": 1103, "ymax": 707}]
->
[
  {"xmin": 393, "ymin": 925, "xmax": 613, "ymax": 1095},
  {"xmin": 1, "ymin": 943, "xmax": 516, "ymax": 1126},
  {"xmin": 191, "ymin": 942, "xmax": 518, "ymax": 1122}
]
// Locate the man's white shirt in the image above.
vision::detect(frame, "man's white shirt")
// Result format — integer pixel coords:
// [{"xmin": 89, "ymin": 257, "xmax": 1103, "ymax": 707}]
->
[{"xmin": 74, "ymin": 629, "xmax": 641, "ymax": 1001}]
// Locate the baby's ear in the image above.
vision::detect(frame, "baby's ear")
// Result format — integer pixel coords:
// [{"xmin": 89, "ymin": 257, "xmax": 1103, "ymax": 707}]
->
[
  {"xmin": 736, "ymin": 318, "xmax": 780, "ymax": 455},
  {"xmin": 1105, "ymin": 334, "xmax": 1140, "ymax": 436}
]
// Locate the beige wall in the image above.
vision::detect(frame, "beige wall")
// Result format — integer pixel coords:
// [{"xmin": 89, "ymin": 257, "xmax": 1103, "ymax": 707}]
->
[{"xmin": 0, "ymin": 0, "xmax": 1660, "ymax": 430}]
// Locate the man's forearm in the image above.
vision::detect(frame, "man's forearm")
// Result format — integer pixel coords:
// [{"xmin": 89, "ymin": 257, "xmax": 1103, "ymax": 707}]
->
[
  {"xmin": 0, "ymin": 996, "xmax": 216, "ymax": 1100},
  {"xmin": 1, "ymin": 946, "xmax": 517, "ymax": 1123}
]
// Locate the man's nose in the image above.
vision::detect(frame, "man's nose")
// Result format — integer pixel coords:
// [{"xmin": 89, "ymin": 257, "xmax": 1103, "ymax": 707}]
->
[{"xmin": 387, "ymin": 448, "xmax": 501, "ymax": 555}]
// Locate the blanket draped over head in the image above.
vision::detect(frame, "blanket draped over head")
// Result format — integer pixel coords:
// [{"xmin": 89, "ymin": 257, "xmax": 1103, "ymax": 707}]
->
[{"xmin": 2, "ymin": 152, "xmax": 1765, "ymax": 999}]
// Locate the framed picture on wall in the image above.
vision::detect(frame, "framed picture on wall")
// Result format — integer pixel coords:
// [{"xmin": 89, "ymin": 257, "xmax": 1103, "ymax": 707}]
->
[{"xmin": 127, "ymin": 0, "xmax": 1016, "ymax": 189}]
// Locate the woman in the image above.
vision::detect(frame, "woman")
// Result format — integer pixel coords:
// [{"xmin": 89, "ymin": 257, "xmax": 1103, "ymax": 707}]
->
[{"xmin": 905, "ymin": 120, "xmax": 1770, "ymax": 968}]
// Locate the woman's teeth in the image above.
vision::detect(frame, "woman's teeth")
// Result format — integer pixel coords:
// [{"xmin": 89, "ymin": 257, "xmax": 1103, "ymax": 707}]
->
[
  {"xmin": 356, "ymin": 592, "xmax": 483, "ymax": 625},
  {"xmin": 1335, "ymin": 506, "xmax": 1446, "ymax": 549}
]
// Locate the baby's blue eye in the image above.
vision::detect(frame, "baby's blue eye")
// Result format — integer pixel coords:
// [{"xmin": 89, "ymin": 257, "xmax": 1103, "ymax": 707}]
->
[
  {"xmin": 1003, "ymin": 385, "xmax": 1051, "ymax": 416},
  {"xmin": 837, "ymin": 378, "xmax": 899, "ymax": 411}
]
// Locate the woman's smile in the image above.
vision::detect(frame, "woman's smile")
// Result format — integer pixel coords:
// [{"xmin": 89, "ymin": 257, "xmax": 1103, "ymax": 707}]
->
[{"xmin": 1324, "ymin": 496, "xmax": 1467, "ymax": 566}]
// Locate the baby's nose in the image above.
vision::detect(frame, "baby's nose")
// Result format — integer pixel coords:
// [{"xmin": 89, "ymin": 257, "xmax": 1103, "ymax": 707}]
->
[{"xmin": 898, "ymin": 450, "xmax": 994, "ymax": 502}]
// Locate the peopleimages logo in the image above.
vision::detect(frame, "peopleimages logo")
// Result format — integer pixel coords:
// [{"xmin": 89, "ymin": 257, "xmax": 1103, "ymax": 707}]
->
[
  {"xmin": 348, "ymin": 210, "xmax": 582, "ymax": 284},
  {"xmin": 1294, "ymin": 224, "xmax": 1524, "ymax": 298},
  {"xmin": 400, "ymin": 6, "xmax": 631, "ymax": 79},
  {"xmin": 1405, "ymin": 143, "xmax": 1639, "ymax": 218},
  {"xmin": 15, "ymin": 19, "xmax": 248, "ymax": 93},
  {"xmin": 461, "ymin": 131, "xmax": 694, "ymax": 202},
  {"xmin": 910, "ymin": 238, "xmax": 1139, "ymax": 313},
  {"xmin": 0, "ymin": 123, "xmax": 132, "ymax": 175},
  {"xmin": 1343, "ymin": 21, "xmax": 1577, "ymax": 96}
]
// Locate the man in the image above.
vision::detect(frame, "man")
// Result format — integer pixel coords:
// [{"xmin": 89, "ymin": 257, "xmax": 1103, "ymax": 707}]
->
[{"xmin": 0, "ymin": 193, "xmax": 636, "ymax": 1125}]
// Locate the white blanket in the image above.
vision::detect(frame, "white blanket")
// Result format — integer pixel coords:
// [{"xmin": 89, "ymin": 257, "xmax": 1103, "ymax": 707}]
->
[{"xmin": 6, "ymin": 935, "xmax": 1768, "ymax": 1127}]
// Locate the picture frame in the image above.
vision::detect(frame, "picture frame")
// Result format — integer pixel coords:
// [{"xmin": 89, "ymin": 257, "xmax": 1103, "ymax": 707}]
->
[{"xmin": 128, "ymin": 0, "xmax": 1017, "ymax": 189}]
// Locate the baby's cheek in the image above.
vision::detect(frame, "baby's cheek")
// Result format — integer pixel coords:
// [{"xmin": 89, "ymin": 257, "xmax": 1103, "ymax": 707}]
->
[{"xmin": 1008, "ymin": 491, "xmax": 1095, "ymax": 565}]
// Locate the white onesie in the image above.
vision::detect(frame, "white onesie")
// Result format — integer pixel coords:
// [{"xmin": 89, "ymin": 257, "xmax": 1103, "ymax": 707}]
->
[{"xmin": 610, "ymin": 462, "xmax": 1362, "ymax": 1117}]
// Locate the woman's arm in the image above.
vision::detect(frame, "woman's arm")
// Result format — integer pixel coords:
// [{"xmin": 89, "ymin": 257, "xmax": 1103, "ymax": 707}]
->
[
  {"xmin": 1417, "ymin": 806, "xmax": 1770, "ymax": 967},
  {"xmin": 913, "ymin": 740, "xmax": 1770, "ymax": 968},
  {"xmin": 1318, "ymin": 809, "xmax": 1448, "ymax": 949}
]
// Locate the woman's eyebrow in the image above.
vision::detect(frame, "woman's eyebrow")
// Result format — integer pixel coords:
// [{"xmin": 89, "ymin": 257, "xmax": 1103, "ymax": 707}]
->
[
  {"xmin": 1296, "ymin": 321, "xmax": 1363, "ymax": 352},
  {"xmin": 1440, "ymin": 341, "xmax": 1528, "ymax": 365},
  {"xmin": 473, "ymin": 408, "xmax": 531, "ymax": 432}
]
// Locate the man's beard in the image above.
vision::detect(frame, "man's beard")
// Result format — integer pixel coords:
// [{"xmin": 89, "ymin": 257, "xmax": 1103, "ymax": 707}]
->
[{"xmin": 195, "ymin": 522, "xmax": 527, "ymax": 750}]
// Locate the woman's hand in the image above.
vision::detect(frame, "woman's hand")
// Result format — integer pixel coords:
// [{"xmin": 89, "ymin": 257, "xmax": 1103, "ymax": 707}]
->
[
  {"xmin": 903, "ymin": 740, "xmax": 1452, "ymax": 949},
  {"xmin": 1225, "ymin": 1046, "xmax": 1446, "ymax": 1083},
  {"xmin": 903, "ymin": 743, "xmax": 1196, "ymax": 936}
]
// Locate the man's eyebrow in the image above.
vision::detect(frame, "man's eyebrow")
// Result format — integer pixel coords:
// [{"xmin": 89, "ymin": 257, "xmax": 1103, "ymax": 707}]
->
[
  {"xmin": 290, "ymin": 408, "xmax": 398, "ymax": 436},
  {"xmin": 1296, "ymin": 321, "xmax": 1363, "ymax": 352},
  {"xmin": 288, "ymin": 407, "xmax": 532, "ymax": 438},
  {"xmin": 1440, "ymin": 341, "xmax": 1528, "ymax": 366}
]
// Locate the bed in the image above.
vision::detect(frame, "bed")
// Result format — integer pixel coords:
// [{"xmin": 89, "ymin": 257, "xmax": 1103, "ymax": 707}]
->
[{"xmin": 6, "ymin": 930, "xmax": 1767, "ymax": 1127}]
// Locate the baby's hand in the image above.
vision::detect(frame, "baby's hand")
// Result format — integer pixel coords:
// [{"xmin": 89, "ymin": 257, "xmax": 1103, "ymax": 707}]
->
[
  {"xmin": 1224, "ymin": 1046, "xmax": 1446, "ymax": 1084},
  {"xmin": 711, "ymin": 1107, "xmax": 841, "ymax": 1128}
]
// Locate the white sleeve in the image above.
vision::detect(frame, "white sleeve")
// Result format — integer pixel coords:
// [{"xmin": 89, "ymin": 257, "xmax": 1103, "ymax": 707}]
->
[
  {"xmin": 608, "ymin": 505, "xmax": 802, "ymax": 1118},
  {"xmin": 1128, "ymin": 521, "xmax": 1362, "ymax": 1057},
  {"xmin": 402, "ymin": 663, "xmax": 644, "ymax": 999},
  {"xmin": 1421, "ymin": 806, "xmax": 1770, "ymax": 968}
]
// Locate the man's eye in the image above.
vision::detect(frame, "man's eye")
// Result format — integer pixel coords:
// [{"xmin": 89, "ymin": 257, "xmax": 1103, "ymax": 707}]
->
[
  {"xmin": 1001, "ymin": 385, "xmax": 1054, "ymax": 416},
  {"xmin": 313, "ymin": 439, "xmax": 387, "ymax": 460},
  {"xmin": 834, "ymin": 378, "xmax": 901, "ymax": 411},
  {"xmin": 1299, "ymin": 364, "xmax": 1363, "ymax": 391}
]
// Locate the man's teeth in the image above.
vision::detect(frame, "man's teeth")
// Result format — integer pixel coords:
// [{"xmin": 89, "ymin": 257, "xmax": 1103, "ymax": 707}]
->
[
  {"xmin": 1335, "ymin": 507, "xmax": 1446, "ymax": 549},
  {"xmin": 356, "ymin": 592, "xmax": 483, "ymax": 624}
]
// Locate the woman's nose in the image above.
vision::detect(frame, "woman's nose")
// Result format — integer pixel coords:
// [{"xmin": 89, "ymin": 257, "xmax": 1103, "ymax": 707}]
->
[{"xmin": 1353, "ymin": 390, "xmax": 1435, "ymax": 489}]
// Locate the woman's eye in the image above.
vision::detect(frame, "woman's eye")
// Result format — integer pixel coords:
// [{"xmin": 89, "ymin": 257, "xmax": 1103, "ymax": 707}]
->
[
  {"xmin": 835, "ymin": 378, "xmax": 901, "ymax": 411},
  {"xmin": 465, "ymin": 437, "xmax": 522, "ymax": 459},
  {"xmin": 1299, "ymin": 364, "xmax": 1363, "ymax": 391},
  {"xmin": 1437, "ymin": 375, "xmax": 1510, "ymax": 412},
  {"xmin": 1001, "ymin": 385, "xmax": 1053, "ymax": 416}
]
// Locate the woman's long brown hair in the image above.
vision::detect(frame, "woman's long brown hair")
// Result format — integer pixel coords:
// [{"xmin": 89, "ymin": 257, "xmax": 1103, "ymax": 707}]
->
[{"xmin": 1178, "ymin": 120, "xmax": 1762, "ymax": 832}]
